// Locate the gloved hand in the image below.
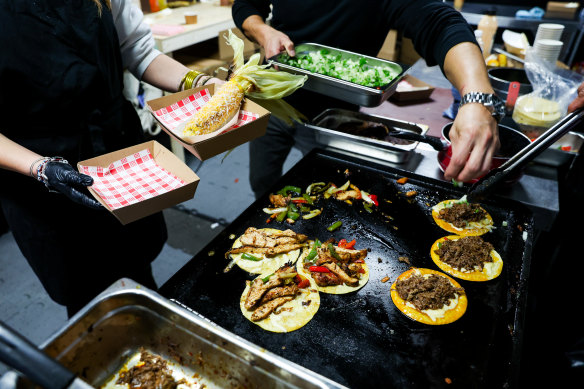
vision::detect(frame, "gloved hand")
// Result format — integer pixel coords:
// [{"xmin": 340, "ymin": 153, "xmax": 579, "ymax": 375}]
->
[{"xmin": 43, "ymin": 162, "xmax": 103, "ymax": 210}]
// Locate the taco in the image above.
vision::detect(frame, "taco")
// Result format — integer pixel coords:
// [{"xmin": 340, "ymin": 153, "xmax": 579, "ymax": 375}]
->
[
  {"xmin": 431, "ymin": 196, "xmax": 493, "ymax": 236},
  {"xmin": 430, "ymin": 235, "xmax": 503, "ymax": 281},
  {"xmin": 226, "ymin": 227, "xmax": 308, "ymax": 274},
  {"xmin": 240, "ymin": 263, "xmax": 320, "ymax": 332},
  {"xmin": 297, "ymin": 239, "xmax": 369, "ymax": 294},
  {"xmin": 390, "ymin": 268, "xmax": 467, "ymax": 325}
]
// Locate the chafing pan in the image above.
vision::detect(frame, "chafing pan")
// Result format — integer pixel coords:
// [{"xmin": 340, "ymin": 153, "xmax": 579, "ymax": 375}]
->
[
  {"xmin": 2, "ymin": 279, "xmax": 346, "ymax": 389},
  {"xmin": 268, "ymin": 43, "xmax": 409, "ymax": 107},
  {"xmin": 304, "ymin": 108, "xmax": 430, "ymax": 163}
]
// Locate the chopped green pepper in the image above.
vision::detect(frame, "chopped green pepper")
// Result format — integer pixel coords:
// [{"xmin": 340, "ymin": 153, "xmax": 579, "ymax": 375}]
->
[
  {"xmin": 363, "ymin": 202, "xmax": 373, "ymax": 213},
  {"xmin": 276, "ymin": 211, "xmax": 287, "ymax": 222},
  {"xmin": 302, "ymin": 193, "xmax": 314, "ymax": 205},
  {"xmin": 327, "ymin": 243, "xmax": 342, "ymax": 261},
  {"xmin": 277, "ymin": 185, "xmax": 302, "ymax": 196},
  {"xmin": 262, "ymin": 273, "xmax": 274, "ymax": 283},
  {"xmin": 304, "ymin": 239, "xmax": 322, "ymax": 263},
  {"xmin": 287, "ymin": 210, "xmax": 300, "ymax": 221},
  {"xmin": 327, "ymin": 220, "xmax": 342, "ymax": 231},
  {"xmin": 241, "ymin": 253, "xmax": 262, "ymax": 261}
]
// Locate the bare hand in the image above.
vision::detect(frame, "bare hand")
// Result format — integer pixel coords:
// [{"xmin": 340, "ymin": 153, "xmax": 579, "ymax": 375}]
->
[
  {"xmin": 568, "ymin": 82, "xmax": 584, "ymax": 113},
  {"xmin": 444, "ymin": 104, "xmax": 500, "ymax": 183},
  {"xmin": 262, "ymin": 29, "xmax": 295, "ymax": 59}
]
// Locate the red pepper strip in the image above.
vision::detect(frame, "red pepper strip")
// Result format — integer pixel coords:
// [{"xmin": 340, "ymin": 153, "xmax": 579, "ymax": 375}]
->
[
  {"xmin": 338, "ymin": 239, "xmax": 348, "ymax": 248},
  {"xmin": 353, "ymin": 258, "xmax": 365, "ymax": 263},
  {"xmin": 561, "ymin": 146, "xmax": 572, "ymax": 151},
  {"xmin": 309, "ymin": 266, "xmax": 331, "ymax": 273},
  {"xmin": 295, "ymin": 274, "xmax": 310, "ymax": 288},
  {"xmin": 345, "ymin": 239, "xmax": 356, "ymax": 249},
  {"xmin": 266, "ymin": 213, "xmax": 278, "ymax": 224},
  {"xmin": 292, "ymin": 199, "xmax": 308, "ymax": 204},
  {"xmin": 358, "ymin": 267, "xmax": 366, "ymax": 274},
  {"xmin": 369, "ymin": 194, "xmax": 379, "ymax": 207}
]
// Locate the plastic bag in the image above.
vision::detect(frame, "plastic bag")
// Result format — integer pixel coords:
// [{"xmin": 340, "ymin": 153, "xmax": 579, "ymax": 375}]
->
[{"xmin": 512, "ymin": 48, "xmax": 583, "ymax": 139}]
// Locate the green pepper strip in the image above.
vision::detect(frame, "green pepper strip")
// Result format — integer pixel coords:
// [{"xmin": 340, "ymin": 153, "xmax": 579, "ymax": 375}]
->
[
  {"xmin": 276, "ymin": 211, "xmax": 287, "ymax": 222},
  {"xmin": 327, "ymin": 220, "xmax": 342, "ymax": 231},
  {"xmin": 277, "ymin": 185, "xmax": 302, "ymax": 196},
  {"xmin": 241, "ymin": 253, "xmax": 262, "ymax": 261},
  {"xmin": 302, "ymin": 193, "xmax": 314, "ymax": 205},
  {"xmin": 287, "ymin": 211, "xmax": 300, "ymax": 221},
  {"xmin": 363, "ymin": 202, "xmax": 373, "ymax": 213},
  {"xmin": 262, "ymin": 273, "xmax": 274, "ymax": 283},
  {"xmin": 304, "ymin": 239, "xmax": 322, "ymax": 263},
  {"xmin": 327, "ymin": 243, "xmax": 342, "ymax": 261}
]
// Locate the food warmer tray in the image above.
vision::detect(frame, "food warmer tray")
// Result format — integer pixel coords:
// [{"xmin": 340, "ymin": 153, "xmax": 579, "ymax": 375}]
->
[
  {"xmin": 268, "ymin": 43, "xmax": 409, "ymax": 107},
  {"xmin": 160, "ymin": 148, "xmax": 534, "ymax": 389},
  {"xmin": 2, "ymin": 279, "xmax": 346, "ymax": 389},
  {"xmin": 305, "ymin": 108, "xmax": 429, "ymax": 164}
]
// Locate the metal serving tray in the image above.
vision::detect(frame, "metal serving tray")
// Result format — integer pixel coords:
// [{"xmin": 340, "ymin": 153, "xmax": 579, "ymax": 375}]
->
[
  {"xmin": 268, "ymin": 43, "xmax": 409, "ymax": 107},
  {"xmin": 160, "ymin": 148, "xmax": 535, "ymax": 389},
  {"xmin": 2, "ymin": 279, "xmax": 345, "ymax": 389},
  {"xmin": 305, "ymin": 108, "xmax": 429, "ymax": 163}
]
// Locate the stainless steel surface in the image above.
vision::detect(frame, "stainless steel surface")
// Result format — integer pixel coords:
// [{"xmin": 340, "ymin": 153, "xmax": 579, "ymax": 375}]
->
[
  {"xmin": 535, "ymin": 131, "xmax": 584, "ymax": 166},
  {"xmin": 268, "ymin": 43, "xmax": 409, "ymax": 107},
  {"xmin": 5, "ymin": 279, "xmax": 346, "ymax": 389},
  {"xmin": 305, "ymin": 109, "xmax": 429, "ymax": 164}
]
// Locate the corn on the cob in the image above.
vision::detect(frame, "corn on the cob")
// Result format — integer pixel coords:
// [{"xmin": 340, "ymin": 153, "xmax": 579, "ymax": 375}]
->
[{"xmin": 183, "ymin": 80, "xmax": 245, "ymax": 136}]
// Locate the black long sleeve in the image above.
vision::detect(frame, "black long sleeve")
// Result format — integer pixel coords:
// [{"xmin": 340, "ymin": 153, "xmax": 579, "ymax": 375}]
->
[{"xmin": 232, "ymin": 0, "xmax": 476, "ymax": 69}]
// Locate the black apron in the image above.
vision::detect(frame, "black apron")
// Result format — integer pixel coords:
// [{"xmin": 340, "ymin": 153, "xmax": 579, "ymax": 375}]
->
[{"xmin": 0, "ymin": 0, "xmax": 166, "ymax": 311}]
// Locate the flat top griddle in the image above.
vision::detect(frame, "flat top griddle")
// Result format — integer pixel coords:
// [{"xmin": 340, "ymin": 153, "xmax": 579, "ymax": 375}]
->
[{"xmin": 160, "ymin": 149, "xmax": 534, "ymax": 389}]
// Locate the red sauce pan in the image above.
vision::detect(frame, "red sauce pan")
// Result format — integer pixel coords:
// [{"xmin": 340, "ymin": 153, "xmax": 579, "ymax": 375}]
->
[{"xmin": 437, "ymin": 122, "xmax": 531, "ymax": 184}]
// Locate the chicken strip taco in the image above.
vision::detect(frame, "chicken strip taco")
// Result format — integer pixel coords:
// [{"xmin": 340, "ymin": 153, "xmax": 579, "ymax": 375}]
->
[
  {"xmin": 226, "ymin": 227, "xmax": 308, "ymax": 274},
  {"xmin": 390, "ymin": 268, "xmax": 467, "ymax": 325},
  {"xmin": 430, "ymin": 235, "xmax": 503, "ymax": 281},
  {"xmin": 297, "ymin": 238, "xmax": 369, "ymax": 294},
  {"xmin": 240, "ymin": 263, "xmax": 320, "ymax": 333},
  {"xmin": 432, "ymin": 196, "xmax": 493, "ymax": 236}
]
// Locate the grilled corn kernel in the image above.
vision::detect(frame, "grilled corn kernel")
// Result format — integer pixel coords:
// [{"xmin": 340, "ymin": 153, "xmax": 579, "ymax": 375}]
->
[{"xmin": 183, "ymin": 80, "xmax": 245, "ymax": 136}]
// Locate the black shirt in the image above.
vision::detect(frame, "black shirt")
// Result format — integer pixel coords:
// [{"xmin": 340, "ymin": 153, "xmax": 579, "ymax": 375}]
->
[{"xmin": 232, "ymin": 0, "xmax": 477, "ymax": 118}]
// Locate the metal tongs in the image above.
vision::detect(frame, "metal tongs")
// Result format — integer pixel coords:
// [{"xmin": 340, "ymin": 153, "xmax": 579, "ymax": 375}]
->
[{"xmin": 466, "ymin": 107, "xmax": 584, "ymax": 202}]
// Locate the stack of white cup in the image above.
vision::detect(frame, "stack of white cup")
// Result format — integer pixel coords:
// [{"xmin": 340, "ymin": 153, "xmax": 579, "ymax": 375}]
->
[{"xmin": 532, "ymin": 23, "xmax": 565, "ymax": 64}]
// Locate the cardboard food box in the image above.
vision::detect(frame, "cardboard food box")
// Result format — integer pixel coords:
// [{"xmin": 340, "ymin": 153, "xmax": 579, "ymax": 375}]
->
[
  {"xmin": 545, "ymin": 2, "xmax": 580, "ymax": 19},
  {"xmin": 390, "ymin": 75, "xmax": 435, "ymax": 102},
  {"xmin": 77, "ymin": 140, "xmax": 199, "ymax": 225},
  {"xmin": 147, "ymin": 84, "xmax": 270, "ymax": 161}
]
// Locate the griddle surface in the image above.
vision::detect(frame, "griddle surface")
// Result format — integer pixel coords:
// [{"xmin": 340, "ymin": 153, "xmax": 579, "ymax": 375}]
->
[{"xmin": 160, "ymin": 149, "xmax": 533, "ymax": 389}]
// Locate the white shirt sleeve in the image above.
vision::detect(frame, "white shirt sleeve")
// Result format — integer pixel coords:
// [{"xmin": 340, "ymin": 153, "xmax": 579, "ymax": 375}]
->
[{"xmin": 111, "ymin": 0, "xmax": 162, "ymax": 80}]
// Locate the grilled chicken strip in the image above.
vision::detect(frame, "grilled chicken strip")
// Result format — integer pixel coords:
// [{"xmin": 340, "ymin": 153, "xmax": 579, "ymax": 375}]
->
[
  {"xmin": 333, "ymin": 190, "xmax": 361, "ymax": 201},
  {"xmin": 315, "ymin": 246, "xmax": 367, "ymax": 265},
  {"xmin": 227, "ymin": 243, "xmax": 307, "ymax": 258},
  {"xmin": 251, "ymin": 296, "xmax": 294, "ymax": 321},
  {"xmin": 323, "ymin": 262, "xmax": 359, "ymax": 286},
  {"xmin": 313, "ymin": 271, "xmax": 343, "ymax": 287},
  {"xmin": 259, "ymin": 283, "xmax": 299, "ymax": 304},
  {"xmin": 244, "ymin": 275, "xmax": 283, "ymax": 310},
  {"xmin": 269, "ymin": 194, "xmax": 290, "ymax": 208}
]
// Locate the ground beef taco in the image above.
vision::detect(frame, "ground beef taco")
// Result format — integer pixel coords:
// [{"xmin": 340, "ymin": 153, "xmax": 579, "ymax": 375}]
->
[
  {"xmin": 430, "ymin": 235, "xmax": 503, "ymax": 281},
  {"xmin": 390, "ymin": 268, "xmax": 467, "ymax": 325},
  {"xmin": 431, "ymin": 196, "xmax": 493, "ymax": 236}
]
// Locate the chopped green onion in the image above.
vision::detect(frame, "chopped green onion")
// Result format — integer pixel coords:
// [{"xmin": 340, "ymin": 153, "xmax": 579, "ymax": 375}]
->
[{"xmin": 302, "ymin": 209, "xmax": 322, "ymax": 219}]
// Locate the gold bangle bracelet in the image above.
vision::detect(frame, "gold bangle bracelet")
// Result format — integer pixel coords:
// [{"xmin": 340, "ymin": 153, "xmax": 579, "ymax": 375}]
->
[{"xmin": 178, "ymin": 70, "xmax": 203, "ymax": 91}]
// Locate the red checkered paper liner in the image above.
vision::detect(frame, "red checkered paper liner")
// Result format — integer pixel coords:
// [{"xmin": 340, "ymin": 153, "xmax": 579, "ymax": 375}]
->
[
  {"xmin": 153, "ymin": 88, "xmax": 259, "ymax": 134},
  {"xmin": 79, "ymin": 149, "xmax": 186, "ymax": 210}
]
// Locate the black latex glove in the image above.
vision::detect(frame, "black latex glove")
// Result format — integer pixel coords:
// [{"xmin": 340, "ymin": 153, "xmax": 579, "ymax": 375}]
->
[{"xmin": 43, "ymin": 162, "xmax": 103, "ymax": 210}]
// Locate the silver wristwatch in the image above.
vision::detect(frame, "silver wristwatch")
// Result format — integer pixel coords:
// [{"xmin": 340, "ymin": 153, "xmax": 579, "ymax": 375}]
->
[{"xmin": 459, "ymin": 92, "xmax": 505, "ymax": 122}]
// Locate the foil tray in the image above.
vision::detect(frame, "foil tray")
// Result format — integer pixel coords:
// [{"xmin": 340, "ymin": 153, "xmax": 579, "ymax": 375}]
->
[
  {"xmin": 305, "ymin": 108, "xmax": 429, "ymax": 164},
  {"xmin": 2, "ymin": 279, "xmax": 346, "ymax": 389},
  {"xmin": 268, "ymin": 43, "xmax": 409, "ymax": 107}
]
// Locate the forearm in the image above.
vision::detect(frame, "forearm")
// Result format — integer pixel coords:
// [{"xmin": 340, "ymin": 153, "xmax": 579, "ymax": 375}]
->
[
  {"xmin": 141, "ymin": 54, "xmax": 192, "ymax": 93},
  {"xmin": 241, "ymin": 15, "xmax": 273, "ymax": 47},
  {"xmin": 0, "ymin": 133, "xmax": 43, "ymax": 177},
  {"xmin": 443, "ymin": 42, "xmax": 494, "ymax": 95}
]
